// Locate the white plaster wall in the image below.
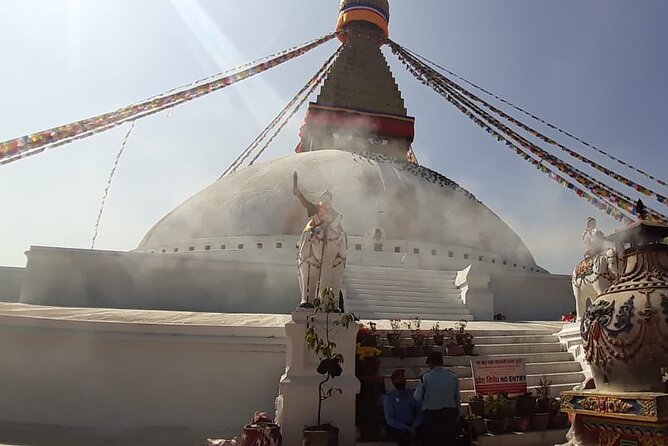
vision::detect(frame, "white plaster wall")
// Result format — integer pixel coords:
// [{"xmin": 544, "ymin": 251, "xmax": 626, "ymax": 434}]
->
[
  {"xmin": 0, "ymin": 266, "xmax": 24, "ymax": 302},
  {"xmin": 0, "ymin": 304, "xmax": 288, "ymax": 437},
  {"xmin": 489, "ymin": 274, "xmax": 574, "ymax": 320}
]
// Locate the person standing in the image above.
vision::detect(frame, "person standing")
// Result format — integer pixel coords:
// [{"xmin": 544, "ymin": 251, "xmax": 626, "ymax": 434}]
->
[
  {"xmin": 414, "ymin": 351, "xmax": 461, "ymax": 445},
  {"xmin": 383, "ymin": 369, "xmax": 423, "ymax": 446}
]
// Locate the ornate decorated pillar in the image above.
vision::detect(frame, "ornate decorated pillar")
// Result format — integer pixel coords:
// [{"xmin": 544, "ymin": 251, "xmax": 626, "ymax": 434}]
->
[{"xmin": 560, "ymin": 222, "xmax": 668, "ymax": 446}]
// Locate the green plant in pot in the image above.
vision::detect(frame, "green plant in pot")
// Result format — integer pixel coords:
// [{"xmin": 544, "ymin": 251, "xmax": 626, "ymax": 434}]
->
[
  {"xmin": 483, "ymin": 394, "xmax": 512, "ymax": 434},
  {"xmin": 454, "ymin": 319, "xmax": 468, "ymax": 345},
  {"xmin": 531, "ymin": 376, "xmax": 552, "ymax": 430},
  {"xmin": 468, "ymin": 394, "xmax": 485, "ymax": 418},
  {"xmin": 304, "ymin": 288, "xmax": 356, "ymax": 445},
  {"xmin": 431, "ymin": 322, "xmax": 445, "ymax": 346},
  {"xmin": 462, "ymin": 333, "xmax": 475, "ymax": 355},
  {"xmin": 549, "ymin": 398, "xmax": 570, "ymax": 429},
  {"xmin": 511, "ymin": 393, "xmax": 535, "ymax": 432},
  {"xmin": 403, "ymin": 316, "xmax": 424, "ymax": 357}
]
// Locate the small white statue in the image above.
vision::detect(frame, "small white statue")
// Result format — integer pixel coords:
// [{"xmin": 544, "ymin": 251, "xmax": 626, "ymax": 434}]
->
[
  {"xmin": 572, "ymin": 217, "xmax": 623, "ymax": 320},
  {"xmin": 292, "ymin": 172, "xmax": 347, "ymax": 308}
]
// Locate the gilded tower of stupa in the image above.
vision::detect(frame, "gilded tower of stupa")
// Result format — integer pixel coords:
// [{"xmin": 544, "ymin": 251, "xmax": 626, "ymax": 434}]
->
[{"xmin": 297, "ymin": 0, "xmax": 415, "ymax": 160}]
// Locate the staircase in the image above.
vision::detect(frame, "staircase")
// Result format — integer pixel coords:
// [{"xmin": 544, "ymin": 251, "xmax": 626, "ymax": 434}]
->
[
  {"xmin": 357, "ymin": 325, "xmax": 581, "ymax": 446},
  {"xmin": 344, "ymin": 266, "xmax": 473, "ymax": 320}
]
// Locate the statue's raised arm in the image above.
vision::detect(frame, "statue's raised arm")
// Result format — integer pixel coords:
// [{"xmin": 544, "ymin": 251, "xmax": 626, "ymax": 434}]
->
[{"xmin": 293, "ymin": 171, "xmax": 317, "ymax": 217}]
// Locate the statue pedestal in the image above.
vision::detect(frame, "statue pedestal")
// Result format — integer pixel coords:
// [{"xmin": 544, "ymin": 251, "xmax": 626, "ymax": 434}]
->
[
  {"xmin": 276, "ymin": 310, "xmax": 360, "ymax": 446},
  {"xmin": 560, "ymin": 390, "xmax": 668, "ymax": 445}
]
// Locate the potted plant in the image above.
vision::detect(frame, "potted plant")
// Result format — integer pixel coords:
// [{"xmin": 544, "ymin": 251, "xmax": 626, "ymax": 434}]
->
[
  {"xmin": 483, "ymin": 394, "xmax": 511, "ymax": 434},
  {"xmin": 357, "ymin": 322, "xmax": 379, "ymax": 348},
  {"xmin": 355, "ymin": 344, "xmax": 382, "ymax": 377},
  {"xmin": 386, "ymin": 318, "xmax": 402, "ymax": 346},
  {"xmin": 431, "ymin": 323, "xmax": 445, "ymax": 346},
  {"xmin": 303, "ymin": 288, "xmax": 356, "ymax": 445},
  {"xmin": 468, "ymin": 394, "xmax": 485, "ymax": 418},
  {"xmin": 511, "ymin": 393, "xmax": 535, "ymax": 432},
  {"xmin": 462, "ymin": 333, "xmax": 475, "ymax": 355},
  {"xmin": 454, "ymin": 319, "xmax": 468, "ymax": 345},
  {"xmin": 550, "ymin": 398, "xmax": 570, "ymax": 429},
  {"xmin": 404, "ymin": 316, "xmax": 426, "ymax": 356},
  {"xmin": 531, "ymin": 376, "xmax": 552, "ymax": 430},
  {"xmin": 467, "ymin": 415, "xmax": 487, "ymax": 436}
]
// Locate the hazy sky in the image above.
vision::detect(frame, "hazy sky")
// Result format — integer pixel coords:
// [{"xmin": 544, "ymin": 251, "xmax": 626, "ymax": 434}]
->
[{"xmin": 0, "ymin": 1, "xmax": 666, "ymax": 274}]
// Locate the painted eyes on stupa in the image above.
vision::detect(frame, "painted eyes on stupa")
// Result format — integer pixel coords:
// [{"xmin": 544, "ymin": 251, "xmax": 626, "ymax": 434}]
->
[
  {"xmin": 333, "ymin": 132, "xmax": 354, "ymax": 142},
  {"xmin": 368, "ymin": 136, "xmax": 389, "ymax": 146}
]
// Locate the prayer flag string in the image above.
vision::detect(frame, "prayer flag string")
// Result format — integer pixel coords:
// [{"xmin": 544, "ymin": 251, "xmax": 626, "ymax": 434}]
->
[
  {"xmin": 394, "ymin": 44, "xmax": 667, "ymax": 189},
  {"xmin": 390, "ymin": 45, "xmax": 667, "ymax": 224},
  {"xmin": 220, "ymin": 44, "xmax": 343, "ymax": 178},
  {"xmin": 0, "ymin": 32, "xmax": 338, "ymax": 166},
  {"xmin": 390, "ymin": 43, "xmax": 657, "ymax": 225}
]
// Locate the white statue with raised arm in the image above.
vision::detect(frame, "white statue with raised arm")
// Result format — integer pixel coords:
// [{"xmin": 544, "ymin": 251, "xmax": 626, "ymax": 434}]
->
[{"xmin": 292, "ymin": 172, "xmax": 347, "ymax": 308}]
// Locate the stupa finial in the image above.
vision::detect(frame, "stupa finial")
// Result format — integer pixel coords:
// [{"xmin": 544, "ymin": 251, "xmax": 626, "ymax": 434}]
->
[{"xmin": 336, "ymin": 0, "xmax": 390, "ymax": 39}]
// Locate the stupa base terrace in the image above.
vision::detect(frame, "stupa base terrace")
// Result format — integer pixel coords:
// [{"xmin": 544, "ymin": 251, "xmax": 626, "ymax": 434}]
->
[
  {"xmin": 0, "ymin": 302, "xmax": 581, "ymax": 445},
  {"xmin": 11, "ymin": 243, "xmax": 573, "ymax": 322}
]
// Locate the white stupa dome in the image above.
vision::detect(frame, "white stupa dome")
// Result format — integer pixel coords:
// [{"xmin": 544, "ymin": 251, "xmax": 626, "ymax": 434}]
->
[{"xmin": 138, "ymin": 150, "xmax": 536, "ymax": 267}]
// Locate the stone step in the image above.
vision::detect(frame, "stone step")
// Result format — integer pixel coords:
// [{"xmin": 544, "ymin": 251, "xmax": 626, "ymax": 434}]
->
[
  {"xmin": 346, "ymin": 281, "xmax": 460, "ymax": 292},
  {"xmin": 348, "ymin": 303, "xmax": 470, "ymax": 314},
  {"xmin": 386, "ymin": 371, "xmax": 584, "ymax": 392},
  {"xmin": 379, "ymin": 361, "xmax": 582, "ymax": 379},
  {"xmin": 380, "ymin": 351, "xmax": 574, "ymax": 368},
  {"xmin": 474, "ymin": 343, "xmax": 564, "ymax": 355},
  {"xmin": 346, "ymin": 266, "xmax": 459, "ymax": 277},
  {"xmin": 345, "ymin": 277, "xmax": 456, "ymax": 287},
  {"xmin": 477, "ymin": 428, "xmax": 569, "ymax": 446},
  {"xmin": 372, "ymin": 329, "xmax": 558, "ymax": 337},
  {"xmin": 348, "ymin": 298, "xmax": 468, "ymax": 309},
  {"xmin": 356, "ymin": 427, "xmax": 569, "ymax": 446},
  {"xmin": 362, "ymin": 312, "xmax": 474, "ymax": 321},
  {"xmin": 473, "ymin": 335, "xmax": 559, "ymax": 345},
  {"xmin": 347, "ymin": 287, "xmax": 461, "ymax": 298},
  {"xmin": 347, "ymin": 301, "xmax": 466, "ymax": 312},
  {"xmin": 347, "ymin": 294, "xmax": 464, "ymax": 305}
]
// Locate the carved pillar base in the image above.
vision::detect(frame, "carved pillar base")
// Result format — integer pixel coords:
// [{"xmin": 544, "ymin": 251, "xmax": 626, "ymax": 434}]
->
[
  {"xmin": 276, "ymin": 310, "xmax": 360, "ymax": 446},
  {"xmin": 560, "ymin": 390, "xmax": 668, "ymax": 445}
]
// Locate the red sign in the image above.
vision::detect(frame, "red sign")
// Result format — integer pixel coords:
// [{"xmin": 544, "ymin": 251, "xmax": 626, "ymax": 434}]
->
[{"xmin": 471, "ymin": 358, "xmax": 527, "ymax": 395}]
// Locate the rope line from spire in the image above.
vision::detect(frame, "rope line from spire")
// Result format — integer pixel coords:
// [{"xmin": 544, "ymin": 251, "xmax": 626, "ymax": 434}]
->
[
  {"xmin": 220, "ymin": 44, "xmax": 343, "ymax": 179},
  {"xmin": 393, "ymin": 43, "xmax": 667, "ymax": 189},
  {"xmin": 247, "ymin": 47, "xmax": 342, "ymax": 166},
  {"xmin": 91, "ymin": 121, "xmax": 136, "ymax": 249},
  {"xmin": 393, "ymin": 44, "xmax": 667, "ymax": 223},
  {"xmin": 390, "ymin": 42, "xmax": 664, "ymax": 224},
  {"xmin": 390, "ymin": 45, "xmax": 667, "ymax": 224},
  {"xmin": 397, "ymin": 44, "xmax": 667, "ymax": 208},
  {"xmin": 0, "ymin": 32, "xmax": 339, "ymax": 167}
]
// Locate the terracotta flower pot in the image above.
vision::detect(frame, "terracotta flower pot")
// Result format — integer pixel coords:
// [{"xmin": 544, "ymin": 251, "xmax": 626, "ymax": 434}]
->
[
  {"xmin": 469, "ymin": 417, "xmax": 486, "ymax": 435},
  {"xmin": 433, "ymin": 334, "xmax": 445, "ymax": 346},
  {"xmin": 510, "ymin": 416, "xmax": 531, "ymax": 432},
  {"xmin": 484, "ymin": 418, "xmax": 505, "ymax": 434},
  {"xmin": 530, "ymin": 413, "xmax": 550, "ymax": 430},
  {"xmin": 391, "ymin": 346, "xmax": 406, "ymax": 359},
  {"xmin": 550, "ymin": 413, "xmax": 570, "ymax": 429},
  {"xmin": 303, "ymin": 425, "xmax": 338, "ymax": 446},
  {"xmin": 406, "ymin": 346, "xmax": 423, "ymax": 357},
  {"xmin": 241, "ymin": 423, "xmax": 282, "ymax": 446},
  {"xmin": 468, "ymin": 400, "xmax": 485, "ymax": 418},
  {"xmin": 446, "ymin": 344, "xmax": 465, "ymax": 356}
]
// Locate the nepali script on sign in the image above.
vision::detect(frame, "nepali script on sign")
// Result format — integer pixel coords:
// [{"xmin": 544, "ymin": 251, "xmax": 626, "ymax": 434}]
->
[{"xmin": 471, "ymin": 358, "xmax": 527, "ymax": 395}]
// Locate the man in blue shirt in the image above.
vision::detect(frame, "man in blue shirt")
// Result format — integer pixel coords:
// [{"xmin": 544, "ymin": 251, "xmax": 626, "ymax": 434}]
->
[
  {"xmin": 383, "ymin": 369, "xmax": 422, "ymax": 446},
  {"xmin": 413, "ymin": 351, "xmax": 461, "ymax": 445}
]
